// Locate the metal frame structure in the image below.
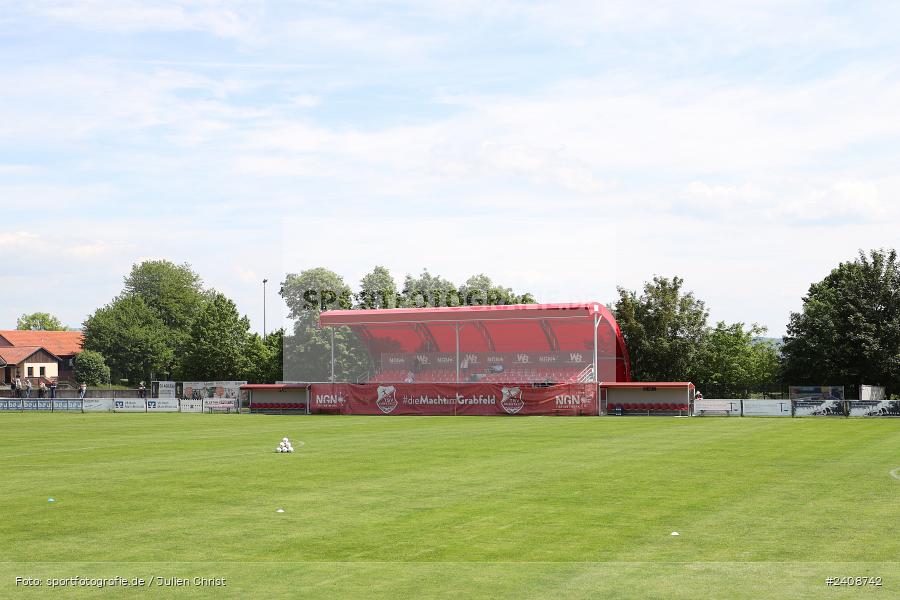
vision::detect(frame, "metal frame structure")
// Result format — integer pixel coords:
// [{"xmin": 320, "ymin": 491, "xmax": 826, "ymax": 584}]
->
[{"xmin": 319, "ymin": 302, "xmax": 631, "ymax": 385}]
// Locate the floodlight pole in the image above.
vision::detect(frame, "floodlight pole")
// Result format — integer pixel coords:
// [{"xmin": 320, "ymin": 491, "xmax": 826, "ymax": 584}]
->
[
  {"xmin": 330, "ymin": 327, "xmax": 335, "ymax": 383},
  {"xmin": 455, "ymin": 323, "xmax": 460, "ymax": 383},
  {"xmin": 262, "ymin": 279, "xmax": 268, "ymax": 341}
]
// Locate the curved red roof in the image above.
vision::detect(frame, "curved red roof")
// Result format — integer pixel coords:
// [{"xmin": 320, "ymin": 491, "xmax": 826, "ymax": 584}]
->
[{"xmin": 320, "ymin": 303, "xmax": 631, "ymax": 381}]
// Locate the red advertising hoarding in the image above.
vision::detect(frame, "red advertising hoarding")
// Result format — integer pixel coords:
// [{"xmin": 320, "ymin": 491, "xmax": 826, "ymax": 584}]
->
[{"xmin": 309, "ymin": 383, "xmax": 598, "ymax": 416}]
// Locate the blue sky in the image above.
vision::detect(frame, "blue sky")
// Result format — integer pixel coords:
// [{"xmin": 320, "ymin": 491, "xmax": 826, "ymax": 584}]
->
[{"xmin": 1, "ymin": 1, "xmax": 899, "ymax": 336}]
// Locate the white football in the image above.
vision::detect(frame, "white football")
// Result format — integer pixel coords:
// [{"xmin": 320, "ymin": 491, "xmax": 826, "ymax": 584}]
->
[
  {"xmin": 282, "ymin": 437, "xmax": 289, "ymax": 442},
  {"xmin": 275, "ymin": 448, "xmax": 281, "ymax": 453}
]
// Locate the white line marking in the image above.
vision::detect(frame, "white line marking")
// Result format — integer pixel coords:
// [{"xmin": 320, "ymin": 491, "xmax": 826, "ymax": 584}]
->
[{"xmin": 890, "ymin": 468, "xmax": 900, "ymax": 480}]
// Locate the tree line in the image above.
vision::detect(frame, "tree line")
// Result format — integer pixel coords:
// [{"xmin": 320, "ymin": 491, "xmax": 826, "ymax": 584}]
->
[
  {"xmin": 613, "ymin": 249, "xmax": 899, "ymax": 397},
  {"xmin": 17, "ymin": 248, "xmax": 899, "ymax": 397}
]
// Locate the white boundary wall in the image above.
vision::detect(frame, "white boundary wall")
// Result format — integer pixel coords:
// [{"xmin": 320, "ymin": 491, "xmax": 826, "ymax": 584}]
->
[
  {"xmin": 693, "ymin": 399, "xmax": 742, "ymax": 416},
  {"xmin": 742, "ymin": 399, "xmax": 792, "ymax": 416}
]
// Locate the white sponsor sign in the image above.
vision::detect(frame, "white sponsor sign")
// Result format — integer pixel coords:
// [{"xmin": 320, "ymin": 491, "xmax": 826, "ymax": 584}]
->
[
  {"xmin": 113, "ymin": 398, "xmax": 146, "ymax": 412},
  {"xmin": 22, "ymin": 400, "xmax": 53, "ymax": 411},
  {"xmin": 203, "ymin": 398, "xmax": 238, "ymax": 412},
  {"xmin": 742, "ymin": 399, "xmax": 792, "ymax": 416},
  {"xmin": 693, "ymin": 399, "xmax": 742, "ymax": 416},
  {"xmin": 52, "ymin": 400, "xmax": 82, "ymax": 412},
  {"xmin": 146, "ymin": 398, "xmax": 179, "ymax": 412},
  {"xmin": 180, "ymin": 399, "xmax": 203, "ymax": 413},
  {"xmin": 82, "ymin": 398, "xmax": 114, "ymax": 412},
  {"xmin": 156, "ymin": 381, "xmax": 177, "ymax": 399}
]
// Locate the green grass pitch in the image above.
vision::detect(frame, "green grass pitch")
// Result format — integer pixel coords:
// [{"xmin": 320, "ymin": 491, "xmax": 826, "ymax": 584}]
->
[{"xmin": 1, "ymin": 414, "xmax": 897, "ymax": 599}]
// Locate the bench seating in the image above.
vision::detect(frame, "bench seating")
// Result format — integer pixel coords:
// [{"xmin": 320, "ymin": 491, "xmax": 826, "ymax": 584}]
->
[
  {"xmin": 609, "ymin": 403, "xmax": 690, "ymax": 412},
  {"xmin": 251, "ymin": 402, "xmax": 308, "ymax": 411}
]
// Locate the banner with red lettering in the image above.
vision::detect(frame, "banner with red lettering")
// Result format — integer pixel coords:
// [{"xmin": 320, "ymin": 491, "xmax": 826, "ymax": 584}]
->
[{"xmin": 309, "ymin": 383, "xmax": 598, "ymax": 416}]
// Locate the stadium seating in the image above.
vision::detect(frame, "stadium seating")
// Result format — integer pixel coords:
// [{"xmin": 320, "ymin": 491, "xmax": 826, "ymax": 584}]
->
[
  {"xmin": 369, "ymin": 364, "xmax": 588, "ymax": 384},
  {"xmin": 250, "ymin": 402, "xmax": 308, "ymax": 413}
]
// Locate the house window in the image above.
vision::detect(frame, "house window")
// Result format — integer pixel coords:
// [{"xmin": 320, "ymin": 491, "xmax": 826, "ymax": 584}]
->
[
  {"xmin": 28, "ymin": 367, "xmax": 34, "ymax": 377},
  {"xmin": 40, "ymin": 366, "xmax": 46, "ymax": 377}
]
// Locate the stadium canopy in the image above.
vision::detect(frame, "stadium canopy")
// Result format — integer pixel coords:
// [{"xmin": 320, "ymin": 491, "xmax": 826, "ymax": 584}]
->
[{"xmin": 319, "ymin": 302, "xmax": 631, "ymax": 383}]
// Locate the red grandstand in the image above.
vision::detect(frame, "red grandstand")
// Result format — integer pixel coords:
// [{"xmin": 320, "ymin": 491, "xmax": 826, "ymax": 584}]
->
[
  {"xmin": 245, "ymin": 303, "xmax": 700, "ymax": 416},
  {"xmin": 319, "ymin": 302, "xmax": 631, "ymax": 384},
  {"xmin": 244, "ymin": 303, "xmax": 698, "ymax": 416}
]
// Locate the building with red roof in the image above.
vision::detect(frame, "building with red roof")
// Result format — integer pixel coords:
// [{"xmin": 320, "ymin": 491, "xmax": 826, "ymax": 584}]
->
[{"xmin": 0, "ymin": 330, "xmax": 84, "ymax": 384}]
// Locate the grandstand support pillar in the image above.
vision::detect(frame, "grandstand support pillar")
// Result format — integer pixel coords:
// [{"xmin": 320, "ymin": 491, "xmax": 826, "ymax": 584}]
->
[
  {"xmin": 330, "ymin": 327, "xmax": 335, "ymax": 383},
  {"xmin": 455, "ymin": 323, "xmax": 460, "ymax": 383},
  {"xmin": 593, "ymin": 314, "xmax": 601, "ymax": 383}
]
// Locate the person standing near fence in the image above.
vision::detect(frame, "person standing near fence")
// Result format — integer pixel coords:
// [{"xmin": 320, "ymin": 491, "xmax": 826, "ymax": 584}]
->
[
  {"xmin": 50, "ymin": 378, "xmax": 57, "ymax": 399},
  {"xmin": 78, "ymin": 382, "xmax": 87, "ymax": 400},
  {"xmin": 38, "ymin": 381, "xmax": 47, "ymax": 399},
  {"xmin": 138, "ymin": 381, "xmax": 146, "ymax": 399},
  {"xmin": 13, "ymin": 377, "xmax": 21, "ymax": 398},
  {"xmin": 25, "ymin": 379, "xmax": 33, "ymax": 398}
]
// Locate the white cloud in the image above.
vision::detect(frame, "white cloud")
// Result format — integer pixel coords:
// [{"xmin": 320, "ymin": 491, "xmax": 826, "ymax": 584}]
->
[
  {"xmin": 3, "ymin": 1, "xmax": 900, "ymax": 337},
  {"xmin": 291, "ymin": 94, "xmax": 320, "ymax": 108},
  {"xmin": 0, "ymin": 231, "xmax": 40, "ymax": 247},
  {"xmin": 0, "ymin": 164, "xmax": 40, "ymax": 175},
  {"xmin": 278, "ymin": 17, "xmax": 441, "ymax": 58},
  {"xmin": 233, "ymin": 265, "xmax": 258, "ymax": 284},
  {"xmin": 27, "ymin": 0, "xmax": 260, "ymax": 39}
]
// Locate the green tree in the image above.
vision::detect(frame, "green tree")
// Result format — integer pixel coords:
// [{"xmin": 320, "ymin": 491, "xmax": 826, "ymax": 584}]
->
[
  {"xmin": 180, "ymin": 293, "xmax": 251, "ymax": 381},
  {"xmin": 356, "ymin": 266, "xmax": 399, "ymax": 309},
  {"xmin": 123, "ymin": 260, "xmax": 208, "ymax": 375},
  {"xmin": 281, "ymin": 267, "xmax": 353, "ymax": 324},
  {"xmin": 245, "ymin": 329, "xmax": 284, "ymax": 383},
  {"xmin": 782, "ymin": 249, "xmax": 900, "ymax": 395},
  {"xmin": 694, "ymin": 322, "xmax": 782, "ymax": 397},
  {"xmin": 400, "ymin": 270, "xmax": 460, "ymax": 307},
  {"xmin": 82, "ymin": 296, "xmax": 173, "ymax": 383},
  {"xmin": 123, "ymin": 261, "xmax": 205, "ymax": 331},
  {"xmin": 16, "ymin": 312, "xmax": 69, "ymax": 331},
  {"xmin": 82, "ymin": 260, "xmax": 223, "ymax": 381},
  {"xmin": 458, "ymin": 274, "xmax": 535, "ymax": 305},
  {"xmin": 613, "ymin": 276, "xmax": 709, "ymax": 382},
  {"xmin": 73, "ymin": 350, "xmax": 111, "ymax": 386},
  {"xmin": 280, "ymin": 268, "xmax": 368, "ymax": 382}
]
